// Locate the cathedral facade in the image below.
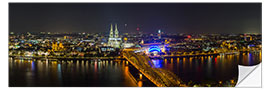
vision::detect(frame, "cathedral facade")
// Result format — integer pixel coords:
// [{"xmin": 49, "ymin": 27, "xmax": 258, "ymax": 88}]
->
[{"xmin": 108, "ymin": 24, "xmax": 122, "ymax": 48}]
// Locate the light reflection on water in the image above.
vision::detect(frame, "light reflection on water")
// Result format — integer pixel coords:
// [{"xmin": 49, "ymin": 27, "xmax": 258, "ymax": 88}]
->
[
  {"xmin": 138, "ymin": 81, "xmax": 143, "ymax": 87},
  {"xmin": 151, "ymin": 52, "xmax": 261, "ymax": 86},
  {"xmin": 9, "ymin": 59, "xmax": 137, "ymax": 87},
  {"xmin": 9, "ymin": 51, "xmax": 261, "ymax": 87}
]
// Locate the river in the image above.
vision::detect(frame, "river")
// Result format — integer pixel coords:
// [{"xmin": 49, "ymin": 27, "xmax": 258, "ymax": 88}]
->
[
  {"xmin": 9, "ymin": 59, "xmax": 137, "ymax": 87},
  {"xmin": 9, "ymin": 51, "xmax": 261, "ymax": 87},
  {"xmin": 152, "ymin": 51, "xmax": 262, "ymax": 86}
]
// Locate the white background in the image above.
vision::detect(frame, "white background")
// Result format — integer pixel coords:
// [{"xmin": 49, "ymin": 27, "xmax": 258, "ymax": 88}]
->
[{"xmin": 0, "ymin": 0, "xmax": 268, "ymax": 90}]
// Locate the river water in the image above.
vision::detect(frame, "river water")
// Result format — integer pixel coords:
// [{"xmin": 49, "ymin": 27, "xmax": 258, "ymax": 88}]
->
[
  {"xmin": 9, "ymin": 59, "xmax": 137, "ymax": 87},
  {"xmin": 9, "ymin": 51, "xmax": 261, "ymax": 87},
  {"xmin": 152, "ymin": 51, "xmax": 262, "ymax": 86}
]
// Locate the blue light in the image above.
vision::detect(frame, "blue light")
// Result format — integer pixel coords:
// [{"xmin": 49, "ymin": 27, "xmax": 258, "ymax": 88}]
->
[
  {"xmin": 31, "ymin": 61, "xmax": 35, "ymax": 71},
  {"xmin": 249, "ymin": 44, "xmax": 255, "ymax": 47},
  {"xmin": 149, "ymin": 48, "xmax": 161, "ymax": 52},
  {"xmin": 149, "ymin": 46, "xmax": 161, "ymax": 52},
  {"xmin": 152, "ymin": 59, "xmax": 163, "ymax": 68},
  {"xmin": 58, "ymin": 64, "xmax": 61, "ymax": 72}
]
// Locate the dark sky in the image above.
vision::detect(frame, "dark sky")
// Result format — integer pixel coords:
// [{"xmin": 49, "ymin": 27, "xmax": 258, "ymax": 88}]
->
[{"xmin": 9, "ymin": 3, "xmax": 261, "ymax": 34}]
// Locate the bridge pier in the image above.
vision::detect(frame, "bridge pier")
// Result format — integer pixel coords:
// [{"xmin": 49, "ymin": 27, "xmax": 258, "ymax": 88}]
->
[
  {"xmin": 125, "ymin": 60, "xmax": 129, "ymax": 66},
  {"xmin": 125, "ymin": 60, "xmax": 156, "ymax": 87}
]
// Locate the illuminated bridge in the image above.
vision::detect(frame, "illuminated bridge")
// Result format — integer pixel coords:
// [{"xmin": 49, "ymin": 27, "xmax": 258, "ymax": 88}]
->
[{"xmin": 122, "ymin": 49, "xmax": 186, "ymax": 87}]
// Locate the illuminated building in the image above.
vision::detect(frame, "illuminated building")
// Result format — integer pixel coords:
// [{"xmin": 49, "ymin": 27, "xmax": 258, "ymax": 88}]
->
[
  {"xmin": 124, "ymin": 37, "xmax": 128, "ymax": 43},
  {"xmin": 108, "ymin": 24, "xmax": 122, "ymax": 48},
  {"xmin": 52, "ymin": 42, "xmax": 58, "ymax": 51},
  {"xmin": 51, "ymin": 41, "xmax": 64, "ymax": 51},
  {"xmin": 122, "ymin": 43, "xmax": 135, "ymax": 48},
  {"xmin": 140, "ymin": 40, "xmax": 144, "ymax": 44},
  {"xmin": 244, "ymin": 34, "xmax": 252, "ymax": 41},
  {"xmin": 149, "ymin": 46, "xmax": 161, "ymax": 52},
  {"xmin": 122, "ymin": 37, "xmax": 135, "ymax": 48},
  {"xmin": 158, "ymin": 29, "xmax": 161, "ymax": 39},
  {"xmin": 58, "ymin": 42, "xmax": 64, "ymax": 50}
]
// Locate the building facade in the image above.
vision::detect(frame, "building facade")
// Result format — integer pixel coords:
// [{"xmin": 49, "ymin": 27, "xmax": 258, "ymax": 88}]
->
[{"xmin": 108, "ymin": 24, "xmax": 122, "ymax": 48}]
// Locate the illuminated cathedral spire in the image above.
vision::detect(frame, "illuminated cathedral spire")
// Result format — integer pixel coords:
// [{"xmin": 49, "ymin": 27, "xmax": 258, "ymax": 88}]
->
[
  {"xmin": 109, "ymin": 24, "xmax": 114, "ymax": 38},
  {"xmin": 114, "ymin": 23, "xmax": 119, "ymax": 38}
]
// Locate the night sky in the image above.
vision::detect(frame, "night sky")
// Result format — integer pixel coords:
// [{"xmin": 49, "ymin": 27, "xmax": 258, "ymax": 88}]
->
[{"xmin": 9, "ymin": 3, "xmax": 261, "ymax": 34}]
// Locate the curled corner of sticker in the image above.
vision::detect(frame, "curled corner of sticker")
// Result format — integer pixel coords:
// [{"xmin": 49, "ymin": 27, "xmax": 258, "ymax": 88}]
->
[{"xmin": 236, "ymin": 63, "xmax": 261, "ymax": 87}]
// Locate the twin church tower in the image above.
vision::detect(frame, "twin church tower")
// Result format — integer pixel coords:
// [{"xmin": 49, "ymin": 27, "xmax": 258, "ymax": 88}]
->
[{"xmin": 108, "ymin": 24, "xmax": 122, "ymax": 48}]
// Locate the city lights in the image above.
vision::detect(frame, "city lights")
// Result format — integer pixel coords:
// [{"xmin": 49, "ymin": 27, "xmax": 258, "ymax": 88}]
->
[{"xmin": 9, "ymin": 3, "xmax": 261, "ymax": 87}]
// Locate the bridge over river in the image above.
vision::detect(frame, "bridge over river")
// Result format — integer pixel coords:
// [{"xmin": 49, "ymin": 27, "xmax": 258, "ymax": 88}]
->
[{"xmin": 122, "ymin": 49, "xmax": 186, "ymax": 87}]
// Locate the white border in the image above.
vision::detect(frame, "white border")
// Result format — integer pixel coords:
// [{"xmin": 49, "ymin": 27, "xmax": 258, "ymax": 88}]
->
[{"xmin": 1, "ymin": 0, "xmax": 268, "ymax": 90}]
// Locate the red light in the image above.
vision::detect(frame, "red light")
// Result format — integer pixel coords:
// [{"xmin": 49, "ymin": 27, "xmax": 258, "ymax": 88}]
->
[
  {"xmin": 187, "ymin": 35, "xmax": 191, "ymax": 38},
  {"xmin": 136, "ymin": 27, "xmax": 140, "ymax": 31}
]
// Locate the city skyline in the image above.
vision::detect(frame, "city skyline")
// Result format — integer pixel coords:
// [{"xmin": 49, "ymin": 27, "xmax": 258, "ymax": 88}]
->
[
  {"xmin": 9, "ymin": 3, "xmax": 261, "ymax": 34},
  {"xmin": 8, "ymin": 3, "xmax": 262, "ymax": 87}
]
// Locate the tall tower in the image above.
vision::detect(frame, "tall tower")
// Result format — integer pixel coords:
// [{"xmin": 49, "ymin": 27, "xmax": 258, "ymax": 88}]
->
[
  {"xmin": 114, "ymin": 24, "xmax": 119, "ymax": 38},
  {"xmin": 109, "ymin": 24, "xmax": 114, "ymax": 38}
]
